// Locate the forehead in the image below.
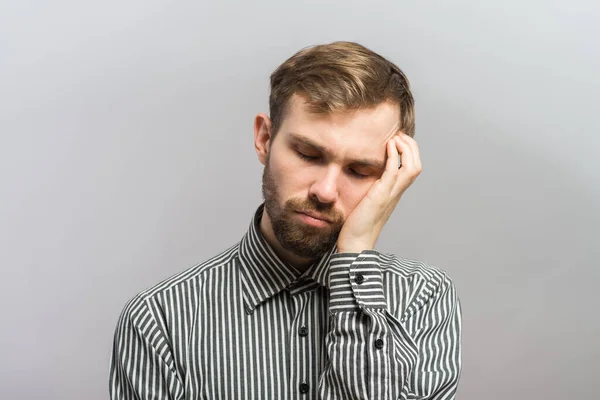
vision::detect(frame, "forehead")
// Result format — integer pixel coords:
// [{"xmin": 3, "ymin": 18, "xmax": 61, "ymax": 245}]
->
[{"xmin": 279, "ymin": 94, "xmax": 400, "ymax": 158}]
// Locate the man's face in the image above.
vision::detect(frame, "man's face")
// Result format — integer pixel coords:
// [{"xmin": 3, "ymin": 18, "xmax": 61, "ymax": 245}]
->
[{"xmin": 261, "ymin": 94, "xmax": 400, "ymax": 259}]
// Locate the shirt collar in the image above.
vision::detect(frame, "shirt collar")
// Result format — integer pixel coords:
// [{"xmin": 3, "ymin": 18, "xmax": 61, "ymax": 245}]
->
[{"xmin": 237, "ymin": 203, "xmax": 338, "ymax": 312}]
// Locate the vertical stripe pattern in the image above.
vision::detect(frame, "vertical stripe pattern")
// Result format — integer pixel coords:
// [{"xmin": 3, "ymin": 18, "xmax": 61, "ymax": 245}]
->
[{"xmin": 109, "ymin": 203, "xmax": 462, "ymax": 399}]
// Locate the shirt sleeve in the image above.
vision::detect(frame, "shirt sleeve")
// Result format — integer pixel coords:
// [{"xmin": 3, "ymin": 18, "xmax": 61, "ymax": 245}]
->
[
  {"xmin": 109, "ymin": 297, "xmax": 185, "ymax": 400},
  {"xmin": 404, "ymin": 270, "xmax": 462, "ymax": 399},
  {"xmin": 319, "ymin": 250, "xmax": 462, "ymax": 400}
]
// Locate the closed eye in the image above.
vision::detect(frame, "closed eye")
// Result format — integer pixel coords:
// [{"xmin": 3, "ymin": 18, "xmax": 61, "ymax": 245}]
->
[
  {"xmin": 296, "ymin": 151, "xmax": 320, "ymax": 162},
  {"xmin": 348, "ymin": 169, "xmax": 369, "ymax": 179},
  {"xmin": 297, "ymin": 151, "xmax": 370, "ymax": 178}
]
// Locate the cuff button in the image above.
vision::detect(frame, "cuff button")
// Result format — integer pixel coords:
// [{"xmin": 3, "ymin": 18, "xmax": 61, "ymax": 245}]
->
[{"xmin": 355, "ymin": 273, "xmax": 365, "ymax": 284}]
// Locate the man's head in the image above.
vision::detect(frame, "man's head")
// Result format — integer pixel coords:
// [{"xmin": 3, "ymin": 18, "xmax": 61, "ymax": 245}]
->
[{"xmin": 254, "ymin": 41, "xmax": 414, "ymax": 260}]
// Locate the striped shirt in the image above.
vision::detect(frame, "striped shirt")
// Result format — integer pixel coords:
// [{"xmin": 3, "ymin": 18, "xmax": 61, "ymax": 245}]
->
[{"xmin": 109, "ymin": 203, "xmax": 462, "ymax": 399}]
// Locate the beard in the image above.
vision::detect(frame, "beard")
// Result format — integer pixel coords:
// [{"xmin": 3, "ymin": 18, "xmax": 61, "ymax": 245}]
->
[{"xmin": 261, "ymin": 160, "xmax": 344, "ymax": 259}]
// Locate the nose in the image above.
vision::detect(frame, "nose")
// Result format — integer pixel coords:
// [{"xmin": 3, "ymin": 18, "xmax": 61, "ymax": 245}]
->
[{"xmin": 308, "ymin": 167, "xmax": 339, "ymax": 204}]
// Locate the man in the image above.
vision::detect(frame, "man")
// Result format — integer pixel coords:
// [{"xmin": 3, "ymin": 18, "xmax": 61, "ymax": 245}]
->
[{"xmin": 110, "ymin": 41, "xmax": 462, "ymax": 400}]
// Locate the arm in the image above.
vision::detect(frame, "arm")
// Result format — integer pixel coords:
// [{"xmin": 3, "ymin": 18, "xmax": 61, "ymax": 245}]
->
[
  {"xmin": 109, "ymin": 298, "xmax": 184, "ymax": 400},
  {"xmin": 322, "ymin": 132, "xmax": 453, "ymax": 399},
  {"xmin": 319, "ymin": 250, "xmax": 392, "ymax": 400},
  {"xmin": 319, "ymin": 252, "xmax": 462, "ymax": 400}
]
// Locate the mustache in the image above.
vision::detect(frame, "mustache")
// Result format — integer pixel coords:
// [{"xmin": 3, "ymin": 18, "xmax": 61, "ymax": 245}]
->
[{"xmin": 288, "ymin": 200, "xmax": 342, "ymax": 223}]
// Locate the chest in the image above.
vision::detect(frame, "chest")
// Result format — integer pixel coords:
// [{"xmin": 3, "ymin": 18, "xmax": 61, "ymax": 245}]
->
[{"xmin": 187, "ymin": 286, "xmax": 331, "ymax": 399}]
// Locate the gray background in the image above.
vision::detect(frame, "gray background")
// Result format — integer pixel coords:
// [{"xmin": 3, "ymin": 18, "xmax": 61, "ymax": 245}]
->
[{"xmin": 1, "ymin": 0, "xmax": 598, "ymax": 399}]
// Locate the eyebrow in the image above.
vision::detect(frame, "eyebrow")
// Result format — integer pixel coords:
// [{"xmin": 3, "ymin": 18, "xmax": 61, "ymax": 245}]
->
[{"xmin": 288, "ymin": 132, "xmax": 386, "ymax": 171}]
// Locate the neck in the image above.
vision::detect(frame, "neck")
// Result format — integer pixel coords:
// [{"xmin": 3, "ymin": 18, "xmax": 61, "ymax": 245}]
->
[{"xmin": 258, "ymin": 208, "xmax": 316, "ymax": 274}]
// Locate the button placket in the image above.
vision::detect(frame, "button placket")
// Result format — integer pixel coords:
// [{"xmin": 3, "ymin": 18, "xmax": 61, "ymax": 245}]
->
[{"xmin": 290, "ymin": 291, "xmax": 315, "ymax": 398}]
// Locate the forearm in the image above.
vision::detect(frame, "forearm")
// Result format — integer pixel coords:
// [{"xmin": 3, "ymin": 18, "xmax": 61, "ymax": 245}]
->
[{"xmin": 320, "ymin": 250, "xmax": 390, "ymax": 400}]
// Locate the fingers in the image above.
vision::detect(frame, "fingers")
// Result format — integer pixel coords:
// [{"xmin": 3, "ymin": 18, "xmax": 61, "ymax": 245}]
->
[
  {"xmin": 395, "ymin": 134, "xmax": 421, "ymax": 173},
  {"xmin": 391, "ymin": 134, "xmax": 421, "ymax": 192},
  {"xmin": 400, "ymin": 134, "xmax": 422, "ymax": 172},
  {"xmin": 384, "ymin": 138, "xmax": 400, "ymax": 175},
  {"xmin": 381, "ymin": 136, "xmax": 405, "ymax": 186},
  {"xmin": 380, "ymin": 134, "xmax": 422, "ymax": 195}
]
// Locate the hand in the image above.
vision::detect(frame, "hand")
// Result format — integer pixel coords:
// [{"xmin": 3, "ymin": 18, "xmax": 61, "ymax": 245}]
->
[{"xmin": 336, "ymin": 133, "xmax": 422, "ymax": 253}]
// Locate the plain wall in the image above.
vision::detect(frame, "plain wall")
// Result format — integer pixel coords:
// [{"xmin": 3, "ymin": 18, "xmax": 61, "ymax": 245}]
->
[{"xmin": 1, "ymin": 0, "xmax": 599, "ymax": 399}]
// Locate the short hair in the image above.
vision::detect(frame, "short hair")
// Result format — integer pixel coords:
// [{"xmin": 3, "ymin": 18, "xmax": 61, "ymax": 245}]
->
[{"xmin": 269, "ymin": 41, "xmax": 415, "ymax": 139}]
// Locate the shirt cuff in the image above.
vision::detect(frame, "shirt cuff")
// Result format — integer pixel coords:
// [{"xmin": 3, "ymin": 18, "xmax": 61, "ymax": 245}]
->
[{"xmin": 328, "ymin": 250, "xmax": 386, "ymax": 312}]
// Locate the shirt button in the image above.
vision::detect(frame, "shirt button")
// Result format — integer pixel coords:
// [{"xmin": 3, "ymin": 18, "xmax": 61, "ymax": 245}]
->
[
  {"xmin": 355, "ymin": 273, "xmax": 365, "ymax": 284},
  {"xmin": 299, "ymin": 382, "xmax": 310, "ymax": 394},
  {"xmin": 374, "ymin": 338, "xmax": 384, "ymax": 349},
  {"xmin": 298, "ymin": 326, "xmax": 309, "ymax": 337}
]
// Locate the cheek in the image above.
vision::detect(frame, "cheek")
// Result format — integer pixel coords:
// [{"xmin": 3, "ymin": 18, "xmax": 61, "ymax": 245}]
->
[
  {"xmin": 338, "ymin": 180, "xmax": 373, "ymax": 216},
  {"xmin": 278, "ymin": 155, "xmax": 314, "ymax": 186},
  {"xmin": 269, "ymin": 155, "xmax": 305, "ymax": 194}
]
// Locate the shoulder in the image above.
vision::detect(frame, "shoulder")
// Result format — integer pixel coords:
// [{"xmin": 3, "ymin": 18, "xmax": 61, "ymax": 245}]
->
[{"xmin": 117, "ymin": 242, "xmax": 240, "ymax": 322}]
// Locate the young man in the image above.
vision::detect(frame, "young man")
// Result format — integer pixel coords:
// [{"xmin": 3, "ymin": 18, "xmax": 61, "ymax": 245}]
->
[{"xmin": 110, "ymin": 41, "xmax": 462, "ymax": 400}]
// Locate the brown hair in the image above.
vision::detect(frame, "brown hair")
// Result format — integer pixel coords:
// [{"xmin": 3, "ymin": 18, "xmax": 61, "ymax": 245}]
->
[{"xmin": 269, "ymin": 41, "xmax": 415, "ymax": 139}]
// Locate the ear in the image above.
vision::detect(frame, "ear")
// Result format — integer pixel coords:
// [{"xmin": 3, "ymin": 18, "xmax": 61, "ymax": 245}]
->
[{"xmin": 254, "ymin": 113, "xmax": 272, "ymax": 166}]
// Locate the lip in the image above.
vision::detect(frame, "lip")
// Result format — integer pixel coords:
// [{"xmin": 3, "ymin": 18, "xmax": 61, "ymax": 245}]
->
[{"xmin": 297, "ymin": 211, "xmax": 332, "ymax": 223}]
